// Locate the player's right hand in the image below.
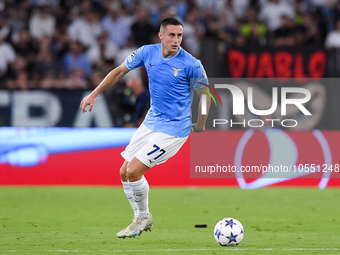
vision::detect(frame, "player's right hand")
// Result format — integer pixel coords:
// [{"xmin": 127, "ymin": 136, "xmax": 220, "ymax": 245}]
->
[
  {"xmin": 191, "ymin": 123, "xmax": 205, "ymax": 133},
  {"xmin": 80, "ymin": 94, "xmax": 96, "ymax": 113}
]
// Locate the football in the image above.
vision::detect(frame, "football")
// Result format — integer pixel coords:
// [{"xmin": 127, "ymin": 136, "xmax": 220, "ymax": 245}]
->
[{"xmin": 214, "ymin": 218, "xmax": 244, "ymax": 246}]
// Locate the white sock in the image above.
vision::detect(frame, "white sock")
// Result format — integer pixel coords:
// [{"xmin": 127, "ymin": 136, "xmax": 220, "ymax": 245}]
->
[
  {"xmin": 130, "ymin": 176, "xmax": 149, "ymax": 218},
  {"xmin": 122, "ymin": 181, "xmax": 138, "ymax": 218}
]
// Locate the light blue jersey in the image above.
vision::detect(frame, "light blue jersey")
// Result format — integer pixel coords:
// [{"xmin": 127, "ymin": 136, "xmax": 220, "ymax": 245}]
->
[{"xmin": 125, "ymin": 43, "xmax": 208, "ymax": 137}]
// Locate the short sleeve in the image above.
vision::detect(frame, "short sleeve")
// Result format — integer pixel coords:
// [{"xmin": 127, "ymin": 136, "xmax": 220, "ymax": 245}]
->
[
  {"xmin": 189, "ymin": 60, "xmax": 209, "ymax": 90},
  {"xmin": 124, "ymin": 46, "xmax": 145, "ymax": 70}
]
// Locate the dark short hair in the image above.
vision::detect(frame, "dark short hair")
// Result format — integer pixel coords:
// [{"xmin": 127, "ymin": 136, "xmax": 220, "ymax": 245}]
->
[{"xmin": 160, "ymin": 17, "xmax": 183, "ymax": 31}]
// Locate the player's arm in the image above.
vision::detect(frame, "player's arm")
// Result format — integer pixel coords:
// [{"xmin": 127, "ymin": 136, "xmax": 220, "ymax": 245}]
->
[
  {"xmin": 192, "ymin": 88, "xmax": 211, "ymax": 133},
  {"xmin": 80, "ymin": 63, "xmax": 129, "ymax": 113}
]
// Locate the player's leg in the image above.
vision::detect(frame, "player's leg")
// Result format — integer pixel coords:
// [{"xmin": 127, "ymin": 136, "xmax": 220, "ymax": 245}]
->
[
  {"xmin": 127, "ymin": 158, "xmax": 150, "ymax": 218},
  {"xmin": 117, "ymin": 124, "xmax": 188, "ymax": 238},
  {"xmin": 122, "ymin": 158, "xmax": 153, "ymax": 238},
  {"xmin": 117, "ymin": 124, "xmax": 153, "ymax": 238},
  {"xmin": 120, "ymin": 160, "xmax": 138, "ymax": 217},
  {"xmin": 116, "ymin": 160, "xmax": 140, "ymax": 238},
  {"xmin": 119, "ymin": 123, "xmax": 151, "ymax": 217},
  {"xmin": 121, "ymin": 133, "xmax": 188, "ymax": 238}
]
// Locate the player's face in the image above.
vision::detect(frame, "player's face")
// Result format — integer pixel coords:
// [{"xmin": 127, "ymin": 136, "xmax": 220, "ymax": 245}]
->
[{"xmin": 159, "ymin": 25, "xmax": 183, "ymax": 57}]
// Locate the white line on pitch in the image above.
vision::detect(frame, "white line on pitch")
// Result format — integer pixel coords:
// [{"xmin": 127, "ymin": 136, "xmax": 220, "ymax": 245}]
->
[
  {"xmin": 1, "ymin": 248, "xmax": 340, "ymax": 253},
  {"xmin": 48, "ymin": 248, "xmax": 339, "ymax": 252}
]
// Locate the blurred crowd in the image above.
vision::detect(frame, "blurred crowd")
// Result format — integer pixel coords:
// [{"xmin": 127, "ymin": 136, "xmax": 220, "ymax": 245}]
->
[{"xmin": 0, "ymin": 0, "xmax": 340, "ymax": 92}]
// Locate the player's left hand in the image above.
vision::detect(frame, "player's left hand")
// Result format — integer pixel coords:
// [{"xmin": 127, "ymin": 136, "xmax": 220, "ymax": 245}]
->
[{"xmin": 191, "ymin": 123, "xmax": 205, "ymax": 133}]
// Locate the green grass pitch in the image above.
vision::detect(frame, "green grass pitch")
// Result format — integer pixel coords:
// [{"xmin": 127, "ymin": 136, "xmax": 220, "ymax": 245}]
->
[{"xmin": 0, "ymin": 187, "xmax": 340, "ymax": 254}]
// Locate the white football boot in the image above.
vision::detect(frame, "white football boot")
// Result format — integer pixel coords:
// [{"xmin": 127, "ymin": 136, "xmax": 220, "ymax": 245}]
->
[
  {"xmin": 116, "ymin": 218, "xmax": 135, "ymax": 238},
  {"xmin": 117, "ymin": 213, "xmax": 153, "ymax": 238}
]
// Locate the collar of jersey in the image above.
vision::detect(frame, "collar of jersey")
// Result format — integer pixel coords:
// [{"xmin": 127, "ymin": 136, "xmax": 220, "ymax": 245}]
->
[{"xmin": 161, "ymin": 46, "xmax": 182, "ymax": 61}]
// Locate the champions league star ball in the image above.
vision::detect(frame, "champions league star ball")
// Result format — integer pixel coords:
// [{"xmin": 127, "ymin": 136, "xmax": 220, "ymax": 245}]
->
[{"xmin": 214, "ymin": 218, "xmax": 244, "ymax": 246}]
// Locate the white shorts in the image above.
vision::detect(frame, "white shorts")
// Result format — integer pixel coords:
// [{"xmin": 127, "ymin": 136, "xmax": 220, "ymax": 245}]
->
[{"xmin": 121, "ymin": 123, "xmax": 188, "ymax": 168}]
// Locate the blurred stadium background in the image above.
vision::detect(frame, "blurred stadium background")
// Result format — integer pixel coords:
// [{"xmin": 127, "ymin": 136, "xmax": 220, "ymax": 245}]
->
[{"xmin": 2, "ymin": 0, "xmax": 340, "ymax": 189}]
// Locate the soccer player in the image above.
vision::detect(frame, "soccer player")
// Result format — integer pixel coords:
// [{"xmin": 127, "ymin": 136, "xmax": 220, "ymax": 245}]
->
[{"xmin": 80, "ymin": 17, "xmax": 211, "ymax": 238}]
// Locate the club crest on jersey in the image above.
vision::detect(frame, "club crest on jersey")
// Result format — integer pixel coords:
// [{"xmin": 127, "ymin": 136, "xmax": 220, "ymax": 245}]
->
[{"xmin": 171, "ymin": 67, "xmax": 183, "ymax": 77}]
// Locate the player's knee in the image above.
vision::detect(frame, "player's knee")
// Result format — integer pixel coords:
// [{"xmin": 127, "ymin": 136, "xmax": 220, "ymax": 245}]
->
[
  {"xmin": 126, "ymin": 166, "xmax": 140, "ymax": 182},
  {"xmin": 120, "ymin": 165, "xmax": 128, "ymax": 182}
]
